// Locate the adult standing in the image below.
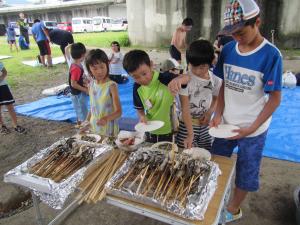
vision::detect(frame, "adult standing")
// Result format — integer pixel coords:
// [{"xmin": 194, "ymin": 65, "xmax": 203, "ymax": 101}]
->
[
  {"xmin": 169, "ymin": 18, "xmax": 193, "ymax": 64},
  {"xmin": 48, "ymin": 28, "xmax": 74, "ymax": 60},
  {"xmin": 17, "ymin": 12, "xmax": 30, "ymax": 46},
  {"xmin": 31, "ymin": 19, "xmax": 52, "ymax": 67}
]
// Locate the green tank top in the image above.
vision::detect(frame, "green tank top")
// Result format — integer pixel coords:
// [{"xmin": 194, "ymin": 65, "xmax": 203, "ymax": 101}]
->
[{"xmin": 137, "ymin": 71, "xmax": 174, "ymax": 135}]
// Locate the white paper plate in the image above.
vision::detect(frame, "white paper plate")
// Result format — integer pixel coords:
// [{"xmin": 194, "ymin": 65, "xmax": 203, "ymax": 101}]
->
[
  {"xmin": 208, "ymin": 124, "xmax": 239, "ymax": 138},
  {"xmin": 134, "ymin": 121, "xmax": 164, "ymax": 133},
  {"xmin": 116, "ymin": 130, "xmax": 144, "ymax": 152},
  {"xmin": 183, "ymin": 147, "xmax": 211, "ymax": 161}
]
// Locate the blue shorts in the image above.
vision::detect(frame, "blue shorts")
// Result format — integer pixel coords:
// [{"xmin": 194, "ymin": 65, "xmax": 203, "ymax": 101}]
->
[
  {"xmin": 212, "ymin": 130, "xmax": 268, "ymax": 192},
  {"xmin": 71, "ymin": 92, "xmax": 89, "ymax": 122}
]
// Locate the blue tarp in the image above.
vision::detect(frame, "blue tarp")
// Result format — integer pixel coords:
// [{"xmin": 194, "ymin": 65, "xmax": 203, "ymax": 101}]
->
[
  {"xmin": 15, "ymin": 81, "xmax": 300, "ymax": 163},
  {"xmin": 16, "ymin": 77, "xmax": 138, "ymax": 131}
]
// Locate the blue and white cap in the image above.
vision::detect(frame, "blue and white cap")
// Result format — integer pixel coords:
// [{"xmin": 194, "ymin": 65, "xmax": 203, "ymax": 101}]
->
[{"xmin": 221, "ymin": 0, "xmax": 260, "ymax": 34}]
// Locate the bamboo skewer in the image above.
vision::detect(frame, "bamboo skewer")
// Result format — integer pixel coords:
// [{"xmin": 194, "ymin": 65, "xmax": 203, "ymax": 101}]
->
[
  {"xmin": 136, "ymin": 165, "xmax": 149, "ymax": 194},
  {"xmin": 153, "ymin": 167, "xmax": 168, "ymax": 198},
  {"xmin": 141, "ymin": 168, "xmax": 157, "ymax": 195}
]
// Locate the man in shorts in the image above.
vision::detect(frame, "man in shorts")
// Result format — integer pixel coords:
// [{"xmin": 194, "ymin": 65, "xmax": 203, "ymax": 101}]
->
[
  {"xmin": 31, "ymin": 19, "xmax": 52, "ymax": 67},
  {"xmin": 170, "ymin": 18, "xmax": 193, "ymax": 64}
]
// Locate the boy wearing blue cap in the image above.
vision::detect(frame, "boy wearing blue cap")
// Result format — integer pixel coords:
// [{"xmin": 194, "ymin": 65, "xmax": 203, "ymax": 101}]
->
[{"xmin": 210, "ymin": 0, "xmax": 282, "ymax": 222}]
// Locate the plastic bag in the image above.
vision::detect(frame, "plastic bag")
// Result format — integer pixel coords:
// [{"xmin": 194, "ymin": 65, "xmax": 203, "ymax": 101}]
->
[{"xmin": 282, "ymin": 71, "xmax": 297, "ymax": 89}]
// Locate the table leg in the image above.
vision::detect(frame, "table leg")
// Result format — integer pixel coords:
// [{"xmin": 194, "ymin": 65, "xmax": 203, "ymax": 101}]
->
[{"xmin": 31, "ymin": 191, "xmax": 44, "ymax": 225}]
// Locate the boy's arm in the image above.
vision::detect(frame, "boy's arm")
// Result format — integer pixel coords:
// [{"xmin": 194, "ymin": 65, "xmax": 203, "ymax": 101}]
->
[
  {"xmin": 41, "ymin": 23, "xmax": 50, "ymax": 42},
  {"xmin": 168, "ymin": 74, "xmax": 190, "ymax": 95},
  {"xmin": 70, "ymin": 80, "xmax": 88, "ymax": 94},
  {"xmin": 65, "ymin": 44, "xmax": 72, "ymax": 61},
  {"xmin": 137, "ymin": 109, "xmax": 147, "ymax": 123},
  {"xmin": 231, "ymin": 90, "xmax": 281, "ymax": 139},
  {"xmin": 133, "ymin": 83, "xmax": 147, "ymax": 123},
  {"xmin": 180, "ymin": 94, "xmax": 194, "ymax": 148},
  {"xmin": 201, "ymin": 95, "xmax": 218, "ymax": 125},
  {"xmin": 210, "ymin": 82, "xmax": 225, "ymax": 127}
]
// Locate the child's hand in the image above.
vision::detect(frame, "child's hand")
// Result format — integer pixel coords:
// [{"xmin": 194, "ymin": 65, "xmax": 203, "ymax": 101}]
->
[
  {"xmin": 200, "ymin": 111, "xmax": 213, "ymax": 125},
  {"xmin": 139, "ymin": 116, "xmax": 147, "ymax": 124},
  {"xmin": 184, "ymin": 134, "xmax": 194, "ymax": 149},
  {"xmin": 209, "ymin": 113, "xmax": 221, "ymax": 128},
  {"xmin": 97, "ymin": 117, "xmax": 108, "ymax": 126},
  {"xmin": 228, "ymin": 127, "xmax": 255, "ymax": 140},
  {"xmin": 168, "ymin": 78, "xmax": 182, "ymax": 95}
]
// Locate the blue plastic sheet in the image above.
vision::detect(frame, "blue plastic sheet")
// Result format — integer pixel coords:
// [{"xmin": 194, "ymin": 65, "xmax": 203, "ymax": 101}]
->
[
  {"xmin": 15, "ymin": 82, "xmax": 300, "ymax": 163},
  {"xmin": 16, "ymin": 77, "xmax": 138, "ymax": 131}
]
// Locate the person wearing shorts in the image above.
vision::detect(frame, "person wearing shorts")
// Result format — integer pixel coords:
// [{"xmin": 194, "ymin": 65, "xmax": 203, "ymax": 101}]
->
[
  {"xmin": 169, "ymin": 18, "xmax": 193, "ymax": 63},
  {"xmin": 6, "ymin": 23, "xmax": 19, "ymax": 52},
  {"xmin": 31, "ymin": 19, "xmax": 52, "ymax": 67},
  {"xmin": 210, "ymin": 0, "xmax": 282, "ymax": 222},
  {"xmin": 0, "ymin": 62, "xmax": 26, "ymax": 134}
]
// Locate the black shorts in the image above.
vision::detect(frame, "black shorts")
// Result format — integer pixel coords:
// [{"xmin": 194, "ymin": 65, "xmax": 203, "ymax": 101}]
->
[
  {"xmin": 8, "ymin": 40, "xmax": 16, "ymax": 44},
  {"xmin": 169, "ymin": 45, "xmax": 181, "ymax": 61},
  {"xmin": 37, "ymin": 40, "xmax": 51, "ymax": 56},
  {"xmin": 60, "ymin": 34, "xmax": 74, "ymax": 54},
  {"xmin": 0, "ymin": 85, "xmax": 15, "ymax": 105}
]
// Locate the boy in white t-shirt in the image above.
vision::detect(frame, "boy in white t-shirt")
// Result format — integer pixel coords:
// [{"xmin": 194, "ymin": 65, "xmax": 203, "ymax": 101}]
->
[
  {"xmin": 210, "ymin": 0, "xmax": 282, "ymax": 223},
  {"xmin": 176, "ymin": 40, "xmax": 221, "ymax": 150}
]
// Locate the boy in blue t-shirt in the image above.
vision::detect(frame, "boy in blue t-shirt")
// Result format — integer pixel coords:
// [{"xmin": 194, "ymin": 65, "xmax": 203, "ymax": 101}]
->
[{"xmin": 210, "ymin": 0, "xmax": 282, "ymax": 223}]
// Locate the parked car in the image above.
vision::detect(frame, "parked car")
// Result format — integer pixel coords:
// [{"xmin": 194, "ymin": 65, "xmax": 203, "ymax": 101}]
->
[
  {"xmin": 57, "ymin": 22, "xmax": 72, "ymax": 32},
  {"xmin": 92, "ymin": 16, "xmax": 112, "ymax": 32},
  {"xmin": 110, "ymin": 19, "xmax": 128, "ymax": 31},
  {"xmin": 72, "ymin": 17, "xmax": 93, "ymax": 33},
  {"xmin": 44, "ymin": 21, "xmax": 58, "ymax": 30}
]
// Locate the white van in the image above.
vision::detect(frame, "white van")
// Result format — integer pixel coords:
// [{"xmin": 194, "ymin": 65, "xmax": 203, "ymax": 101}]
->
[
  {"xmin": 72, "ymin": 17, "xmax": 93, "ymax": 33},
  {"xmin": 92, "ymin": 16, "xmax": 112, "ymax": 32}
]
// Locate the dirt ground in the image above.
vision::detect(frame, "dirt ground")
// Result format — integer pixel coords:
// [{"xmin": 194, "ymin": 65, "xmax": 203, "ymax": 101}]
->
[{"xmin": 0, "ymin": 49, "xmax": 299, "ymax": 225}]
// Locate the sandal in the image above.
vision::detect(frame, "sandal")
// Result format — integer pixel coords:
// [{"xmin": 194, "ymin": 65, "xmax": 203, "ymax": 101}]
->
[
  {"xmin": 225, "ymin": 208, "xmax": 243, "ymax": 223},
  {"xmin": 0, "ymin": 125, "xmax": 10, "ymax": 134},
  {"xmin": 14, "ymin": 125, "xmax": 26, "ymax": 134}
]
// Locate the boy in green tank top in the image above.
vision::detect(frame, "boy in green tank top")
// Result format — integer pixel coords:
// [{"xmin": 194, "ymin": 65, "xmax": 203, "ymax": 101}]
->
[{"xmin": 123, "ymin": 50, "xmax": 189, "ymax": 143}]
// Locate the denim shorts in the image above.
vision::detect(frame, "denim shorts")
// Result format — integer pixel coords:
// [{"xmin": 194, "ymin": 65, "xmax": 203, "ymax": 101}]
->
[
  {"xmin": 71, "ymin": 92, "xmax": 89, "ymax": 122},
  {"xmin": 211, "ymin": 130, "xmax": 268, "ymax": 192}
]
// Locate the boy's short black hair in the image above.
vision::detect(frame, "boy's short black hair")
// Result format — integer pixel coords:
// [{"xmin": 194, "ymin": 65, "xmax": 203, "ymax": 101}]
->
[
  {"xmin": 33, "ymin": 19, "xmax": 40, "ymax": 23},
  {"xmin": 85, "ymin": 49, "xmax": 109, "ymax": 77},
  {"xmin": 70, "ymin": 43, "xmax": 86, "ymax": 60},
  {"xmin": 186, "ymin": 40, "xmax": 215, "ymax": 66},
  {"xmin": 123, "ymin": 50, "xmax": 151, "ymax": 73},
  {"xmin": 111, "ymin": 41, "xmax": 120, "ymax": 51},
  {"xmin": 245, "ymin": 14, "xmax": 260, "ymax": 27},
  {"xmin": 182, "ymin": 18, "xmax": 193, "ymax": 26}
]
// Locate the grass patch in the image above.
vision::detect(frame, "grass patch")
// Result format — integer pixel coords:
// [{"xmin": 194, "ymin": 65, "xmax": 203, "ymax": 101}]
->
[
  {"xmin": 73, "ymin": 31, "xmax": 129, "ymax": 47},
  {"xmin": 281, "ymin": 49, "xmax": 300, "ymax": 59},
  {"xmin": 0, "ymin": 32, "xmax": 129, "ymax": 87}
]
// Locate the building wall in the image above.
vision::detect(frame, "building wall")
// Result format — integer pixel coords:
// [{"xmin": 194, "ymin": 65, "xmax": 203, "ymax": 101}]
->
[
  {"xmin": 108, "ymin": 3, "xmax": 126, "ymax": 19},
  {"xmin": 127, "ymin": 0, "xmax": 300, "ymax": 48},
  {"xmin": 126, "ymin": 0, "xmax": 186, "ymax": 47}
]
